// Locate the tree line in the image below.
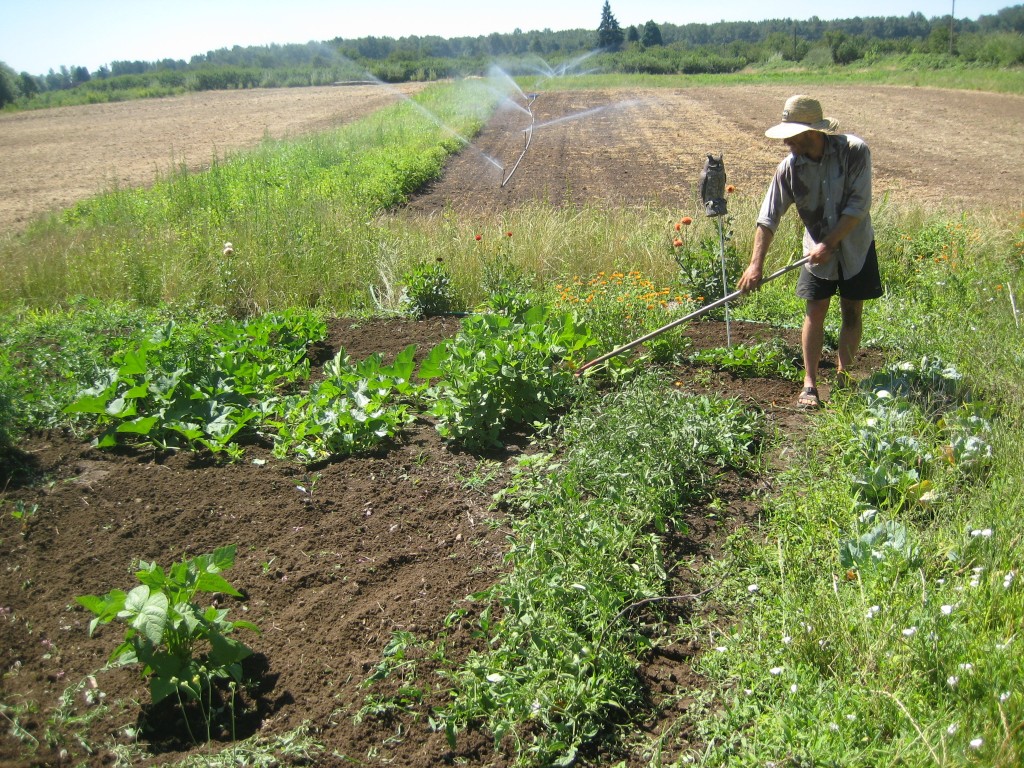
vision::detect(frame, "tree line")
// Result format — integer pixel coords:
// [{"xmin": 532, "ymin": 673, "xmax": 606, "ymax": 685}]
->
[{"xmin": 2, "ymin": 3, "xmax": 1023, "ymax": 109}]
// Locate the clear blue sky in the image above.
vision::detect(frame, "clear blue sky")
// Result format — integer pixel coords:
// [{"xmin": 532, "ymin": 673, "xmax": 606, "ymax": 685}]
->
[{"xmin": 1, "ymin": 0, "xmax": 1012, "ymax": 75}]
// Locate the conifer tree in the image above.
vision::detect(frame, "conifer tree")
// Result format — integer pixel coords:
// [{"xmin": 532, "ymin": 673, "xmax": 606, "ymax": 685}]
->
[{"xmin": 597, "ymin": 1, "xmax": 625, "ymax": 50}]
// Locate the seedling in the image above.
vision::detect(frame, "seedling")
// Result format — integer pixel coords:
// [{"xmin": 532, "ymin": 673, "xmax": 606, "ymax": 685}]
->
[{"xmin": 10, "ymin": 501, "xmax": 38, "ymax": 536}]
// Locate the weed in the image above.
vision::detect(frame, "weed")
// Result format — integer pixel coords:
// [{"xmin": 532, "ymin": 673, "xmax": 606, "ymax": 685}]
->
[{"xmin": 691, "ymin": 340, "xmax": 801, "ymax": 380}]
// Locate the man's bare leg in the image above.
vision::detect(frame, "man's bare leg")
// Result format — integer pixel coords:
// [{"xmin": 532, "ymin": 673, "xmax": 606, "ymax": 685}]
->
[
  {"xmin": 803, "ymin": 298, "xmax": 831, "ymax": 390},
  {"xmin": 837, "ymin": 297, "xmax": 865, "ymax": 375}
]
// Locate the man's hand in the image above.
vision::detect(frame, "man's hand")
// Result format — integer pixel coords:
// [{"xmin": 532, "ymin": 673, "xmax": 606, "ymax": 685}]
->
[
  {"xmin": 737, "ymin": 263, "xmax": 764, "ymax": 293},
  {"xmin": 808, "ymin": 241, "xmax": 834, "ymax": 265}
]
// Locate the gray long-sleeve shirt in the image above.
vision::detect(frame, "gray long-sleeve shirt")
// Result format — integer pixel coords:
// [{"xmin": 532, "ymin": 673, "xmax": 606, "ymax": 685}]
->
[{"xmin": 757, "ymin": 133, "xmax": 874, "ymax": 281}]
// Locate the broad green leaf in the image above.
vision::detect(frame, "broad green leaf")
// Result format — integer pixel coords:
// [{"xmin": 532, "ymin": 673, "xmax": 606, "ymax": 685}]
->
[
  {"xmin": 118, "ymin": 348, "xmax": 149, "ymax": 376},
  {"xmin": 125, "ymin": 586, "xmax": 169, "ymax": 645},
  {"xmin": 116, "ymin": 416, "xmax": 159, "ymax": 435},
  {"xmin": 417, "ymin": 341, "xmax": 450, "ymax": 380},
  {"xmin": 63, "ymin": 395, "xmax": 113, "ymax": 415},
  {"xmin": 195, "ymin": 572, "xmax": 241, "ymax": 596},
  {"xmin": 210, "ymin": 545, "xmax": 237, "ymax": 572},
  {"xmin": 105, "ymin": 396, "xmax": 137, "ymax": 418},
  {"xmin": 149, "ymin": 673, "xmax": 180, "ymax": 705},
  {"xmin": 123, "ymin": 382, "xmax": 151, "ymax": 400},
  {"xmin": 387, "ymin": 344, "xmax": 418, "ymax": 382}
]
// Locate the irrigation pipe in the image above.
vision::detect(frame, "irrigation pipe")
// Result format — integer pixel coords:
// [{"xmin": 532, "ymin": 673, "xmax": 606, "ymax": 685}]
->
[
  {"xmin": 574, "ymin": 256, "xmax": 810, "ymax": 376},
  {"xmin": 500, "ymin": 93, "xmax": 537, "ymax": 188}
]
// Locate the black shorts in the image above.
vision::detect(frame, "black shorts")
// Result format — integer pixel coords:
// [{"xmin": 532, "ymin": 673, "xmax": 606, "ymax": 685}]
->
[{"xmin": 796, "ymin": 241, "xmax": 884, "ymax": 301}]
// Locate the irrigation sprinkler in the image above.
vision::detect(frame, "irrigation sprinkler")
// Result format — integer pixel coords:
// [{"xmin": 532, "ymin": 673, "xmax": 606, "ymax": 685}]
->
[
  {"xmin": 574, "ymin": 256, "xmax": 810, "ymax": 376},
  {"xmin": 699, "ymin": 153, "xmax": 732, "ymax": 347},
  {"xmin": 500, "ymin": 93, "xmax": 538, "ymax": 188}
]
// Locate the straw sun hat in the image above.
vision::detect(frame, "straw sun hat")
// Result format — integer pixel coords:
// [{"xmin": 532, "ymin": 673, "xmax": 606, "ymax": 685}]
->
[{"xmin": 764, "ymin": 95, "xmax": 839, "ymax": 139}]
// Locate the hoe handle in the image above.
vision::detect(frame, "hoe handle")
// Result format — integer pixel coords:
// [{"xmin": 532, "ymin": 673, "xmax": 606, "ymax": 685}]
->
[{"xmin": 574, "ymin": 256, "xmax": 810, "ymax": 375}]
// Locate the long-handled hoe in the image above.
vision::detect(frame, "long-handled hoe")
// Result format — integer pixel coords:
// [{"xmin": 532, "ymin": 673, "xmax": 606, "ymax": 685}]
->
[{"xmin": 574, "ymin": 255, "xmax": 809, "ymax": 376}]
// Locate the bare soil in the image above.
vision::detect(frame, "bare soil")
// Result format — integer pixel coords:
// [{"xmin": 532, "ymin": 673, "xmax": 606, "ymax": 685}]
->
[
  {"xmin": 0, "ymin": 84, "xmax": 427, "ymax": 233},
  {"xmin": 0, "ymin": 81, "xmax": 1016, "ymax": 767}
]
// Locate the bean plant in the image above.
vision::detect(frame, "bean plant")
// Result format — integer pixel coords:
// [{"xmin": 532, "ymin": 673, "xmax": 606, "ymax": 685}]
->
[{"xmin": 76, "ymin": 545, "xmax": 258, "ymax": 742}]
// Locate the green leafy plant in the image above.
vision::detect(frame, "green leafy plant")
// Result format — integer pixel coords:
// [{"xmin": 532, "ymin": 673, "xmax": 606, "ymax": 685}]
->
[
  {"xmin": 840, "ymin": 358, "xmax": 990, "ymax": 508},
  {"xmin": 420, "ymin": 306, "xmax": 596, "ymax": 449},
  {"xmin": 555, "ymin": 270, "xmax": 696, "ymax": 364},
  {"xmin": 440, "ymin": 372, "xmax": 767, "ymax": 764},
  {"xmin": 672, "ymin": 223, "xmax": 742, "ymax": 312},
  {"xmin": 76, "ymin": 545, "xmax": 259, "ymax": 740},
  {"xmin": 839, "ymin": 519, "xmax": 921, "ymax": 578},
  {"xmin": 399, "ymin": 260, "xmax": 459, "ymax": 317},
  {"xmin": 10, "ymin": 501, "xmax": 38, "ymax": 536},
  {"xmin": 269, "ymin": 344, "xmax": 421, "ymax": 462},
  {"xmin": 63, "ymin": 311, "xmax": 323, "ymax": 456},
  {"xmin": 691, "ymin": 341, "xmax": 801, "ymax": 380},
  {"xmin": 478, "ymin": 242, "xmax": 537, "ymax": 318}
]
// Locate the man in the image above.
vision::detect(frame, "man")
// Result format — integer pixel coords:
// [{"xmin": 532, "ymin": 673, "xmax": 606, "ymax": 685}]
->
[{"xmin": 738, "ymin": 95, "xmax": 883, "ymax": 409}]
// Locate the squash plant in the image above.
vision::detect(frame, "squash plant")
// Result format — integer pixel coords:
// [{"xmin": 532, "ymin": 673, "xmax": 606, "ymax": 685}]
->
[{"xmin": 420, "ymin": 306, "xmax": 597, "ymax": 450}]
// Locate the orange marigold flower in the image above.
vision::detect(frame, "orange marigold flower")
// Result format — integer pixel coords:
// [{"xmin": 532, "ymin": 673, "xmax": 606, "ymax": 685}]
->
[
  {"xmin": 475, "ymin": 234, "xmax": 482, "ymax": 241},
  {"xmin": 674, "ymin": 222, "xmax": 682, "ymax": 232},
  {"xmin": 726, "ymin": 184, "xmax": 736, "ymax": 193},
  {"xmin": 681, "ymin": 216, "xmax": 693, "ymax": 226},
  {"xmin": 673, "ymin": 238, "xmax": 683, "ymax": 247}
]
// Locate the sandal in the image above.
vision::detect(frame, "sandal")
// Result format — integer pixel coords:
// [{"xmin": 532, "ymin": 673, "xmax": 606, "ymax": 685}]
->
[{"xmin": 797, "ymin": 386, "xmax": 821, "ymax": 410}]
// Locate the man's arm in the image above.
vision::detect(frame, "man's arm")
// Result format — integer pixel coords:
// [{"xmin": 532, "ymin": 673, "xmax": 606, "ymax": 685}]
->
[
  {"xmin": 738, "ymin": 224, "xmax": 774, "ymax": 292},
  {"xmin": 807, "ymin": 212, "xmax": 862, "ymax": 265}
]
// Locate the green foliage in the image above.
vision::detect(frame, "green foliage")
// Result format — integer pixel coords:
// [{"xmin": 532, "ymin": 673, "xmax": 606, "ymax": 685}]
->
[
  {"xmin": 63, "ymin": 311, "xmax": 324, "ymax": 456},
  {"xmin": 672, "ymin": 221, "xmax": 742, "ymax": 312},
  {"xmin": 9, "ymin": 501, "xmax": 39, "ymax": 536},
  {"xmin": 399, "ymin": 260, "xmax": 459, "ymax": 317},
  {"xmin": 76, "ymin": 545, "xmax": 259, "ymax": 714},
  {"xmin": 0, "ymin": 348, "xmax": 14, "ymax": 447},
  {"xmin": 686, "ymin": 351, "xmax": 1016, "ymax": 766},
  {"xmin": 478, "ymin": 243, "xmax": 537, "ymax": 317},
  {"xmin": 440, "ymin": 371, "xmax": 765, "ymax": 764},
  {"xmin": 838, "ymin": 358, "xmax": 992, "ymax": 509},
  {"xmin": 555, "ymin": 270, "xmax": 696, "ymax": 366},
  {"xmin": 421, "ymin": 306, "xmax": 596, "ymax": 449},
  {"xmin": 268, "ymin": 345, "xmax": 421, "ymax": 462},
  {"xmin": 691, "ymin": 341, "xmax": 801, "ymax": 380}
]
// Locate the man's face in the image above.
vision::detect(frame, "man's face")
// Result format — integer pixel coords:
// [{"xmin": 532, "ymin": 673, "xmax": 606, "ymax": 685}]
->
[{"xmin": 782, "ymin": 130, "xmax": 821, "ymax": 159}]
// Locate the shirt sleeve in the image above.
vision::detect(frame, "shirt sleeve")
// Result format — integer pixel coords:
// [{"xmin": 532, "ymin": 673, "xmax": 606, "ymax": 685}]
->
[
  {"xmin": 840, "ymin": 139, "xmax": 872, "ymax": 220},
  {"xmin": 756, "ymin": 158, "xmax": 794, "ymax": 233}
]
